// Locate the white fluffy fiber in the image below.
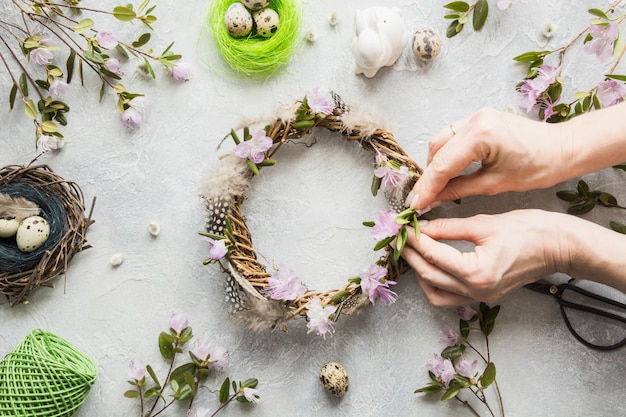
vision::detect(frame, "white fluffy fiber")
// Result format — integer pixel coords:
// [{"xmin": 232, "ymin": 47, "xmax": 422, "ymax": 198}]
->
[
  {"xmin": 200, "ymin": 154, "xmax": 252, "ymax": 201},
  {"xmin": 341, "ymin": 105, "xmax": 392, "ymax": 138}
]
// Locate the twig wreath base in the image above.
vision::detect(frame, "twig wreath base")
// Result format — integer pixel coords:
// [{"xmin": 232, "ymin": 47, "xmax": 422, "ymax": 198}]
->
[
  {"xmin": 201, "ymin": 92, "xmax": 423, "ymax": 334},
  {"xmin": 0, "ymin": 164, "xmax": 93, "ymax": 305}
]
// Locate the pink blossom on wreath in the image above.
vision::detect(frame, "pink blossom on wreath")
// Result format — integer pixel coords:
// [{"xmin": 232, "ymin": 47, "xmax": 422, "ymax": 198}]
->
[
  {"xmin": 308, "ymin": 87, "xmax": 333, "ymax": 115},
  {"xmin": 374, "ymin": 164, "xmax": 410, "ymax": 191},
  {"xmin": 439, "ymin": 327, "xmax": 459, "ymax": 347},
  {"xmin": 49, "ymin": 79, "xmax": 68, "ymax": 98},
  {"xmin": 596, "ymin": 79, "xmax": 626, "ymax": 107},
  {"xmin": 171, "ymin": 62, "xmax": 191, "ymax": 82},
  {"xmin": 495, "ymin": 0, "xmax": 517, "ymax": 10},
  {"xmin": 233, "ymin": 128, "xmax": 273, "ymax": 164},
  {"xmin": 306, "ymin": 297, "xmax": 337, "ymax": 338},
  {"xmin": 104, "ymin": 57, "xmax": 124, "ymax": 76},
  {"xmin": 426, "ymin": 353, "xmax": 455, "ymax": 387},
  {"xmin": 200, "ymin": 236, "xmax": 228, "ymax": 260},
  {"xmin": 96, "ymin": 30, "xmax": 118, "ymax": 50},
  {"xmin": 263, "ymin": 265, "xmax": 306, "ymax": 301},
  {"xmin": 584, "ymin": 23, "xmax": 619, "ymax": 64},
  {"xmin": 371, "ymin": 210, "xmax": 401, "ymax": 241},
  {"xmin": 127, "ymin": 359, "xmax": 146, "ymax": 381},
  {"xmin": 169, "ymin": 311, "xmax": 188, "ymax": 334},
  {"xmin": 190, "ymin": 340, "xmax": 228, "ymax": 371},
  {"xmin": 455, "ymin": 304, "xmax": 477, "ymax": 321},
  {"xmin": 359, "ymin": 264, "xmax": 397, "ymax": 305},
  {"xmin": 456, "ymin": 356, "xmax": 478, "ymax": 379}
]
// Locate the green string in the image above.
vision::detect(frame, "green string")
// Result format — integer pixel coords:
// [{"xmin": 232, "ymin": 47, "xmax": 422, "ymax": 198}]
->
[{"xmin": 0, "ymin": 330, "xmax": 98, "ymax": 417}]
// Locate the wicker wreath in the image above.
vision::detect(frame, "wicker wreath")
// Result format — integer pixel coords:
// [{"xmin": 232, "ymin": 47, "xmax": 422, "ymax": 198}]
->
[
  {"xmin": 0, "ymin": 164, "xmax": 93, "ymax": 305},
  {"xmin": 201, "ymin": 91, "xmax": 422, "ymax": 335}
]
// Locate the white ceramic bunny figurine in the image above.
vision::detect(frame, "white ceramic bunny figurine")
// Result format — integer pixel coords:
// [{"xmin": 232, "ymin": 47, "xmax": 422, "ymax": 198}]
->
[{"xmin": 351, "ymin": 7, "xmax": 408, "ymax": 78}]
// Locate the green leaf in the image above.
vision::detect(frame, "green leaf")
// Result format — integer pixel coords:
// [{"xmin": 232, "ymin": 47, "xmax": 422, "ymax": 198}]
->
[
  {"xmin": 138, "ymin": 0, "xmax": 151, "ymax": 13},
  {"xmin": 441, "ymin": 344, "xmax": 466, "ymax": 360},
  {"xmin": 444, "ymin": 1, "xmax": 470, "ymax": 12},
  {"xmin": 598, "ymin": 192, "xmax": 618, "ymax": 207},
  {"xmin": 613, "ymin": 163, "xmax": 626, "ymax": 172},
  {"xmin": 331, "ymin": 290, "xmax": 351, "ymax": 303},
  {"xmin": 24, "ymin": 99, "xmax": 37, "ymax": 119},
  {"xmin": 373, "ymin": 235, "xmax": 394, "ymax": 251},
  {"xmin": 133, "ymin": 33, "xmax": 152, "ymax": 48},
  {"xmin": 481, "ymin": 304, "xmax": 500, "ymax": 336},
  {"xmin": 124, "ymin": 389, "xmax": 140, "ymax": 398},
  {"xmin": 170, "ymin": 362, "xmax": 196, "ymax": 384},
  {"xmin": 446, "ymin": 20, "xmax": 462, "ymax": 38},
  {"xmin": 84, "ymin": 51, "xmax": 105, "ymax": 64},
  {"xmin": 144, "ymin": 387, "xmax": 160, "ymax": 399},
  {"xmin": 472, "ymin": 0, "xmax": 489, "ymax": 31},
  {"xmin": 588, "ymin": 8, "xmax": 608, "ymax": 20},
  {"xmin": 440, "ymin": 385, "xmax": 461, "ymax": 400},
  {"xmin": 179, "ymin": 326, "xmax": 193, "ymax": 343},
  {"xmin": 241, "ymin": 378, "xmax": 258, "ymax": 388},
  {"xmin": 412, "ymin": 213, "xmax": 420, "ymax": 240},
  {"xmin": 459, "ymin": 319, "xmax": 470, "ymax": 338},
  {"xmin": 219, "ymin": 377, "xmax": 231, "ymax": 403},
  {"xmin": 606, "ymin": 74, "xmax": 626, "ymax": 82},
  {"xmin": 292, "ymin": 120, "xmax": 315, "ymax": 130},
  {"xmin": 362, "ymin": 220, "xmax": 375, "ymax": 227},
  {"xmin": 73, "ymin": 18, "xmax": 94, "ymax": 33},
  {"xmin": 453, "ymin": 374, "xmax": 472, "ymax": 388},
  {"xmin": 479, "ymin": 362, "xmax": 496, "ymax": 388},
  {"xmin": 247, "ymin": 159, "xmax": 260, "ymax": 175},
  {"xmin": 568, "ymin": 200, "xmax": 595, "ymax": 215},
  {"xmin": 577, "ymin": 180, "xmax": 590, "ymax": 197},
  {"xmin": 610, "ymin": 221, "xmax": 626, "ymax": 234},
  {"xmin": 146, "ymin": 365, "xmax": 160, "ymax": 386},
  {"xmin": 66, "ymin": 51, "xmax": 76, "ymax": 83},
  {"xmin": 40, "ymin": 120, "xmax": 58, "ymax": 133},
  {"xmin": 184, "ymin": 372, "xmax": 197, "ymax": 395},
  {"xmin": 371, "ymin": 174, "xmax": 381, "ymax": 196},
  {"xmin": 414, "ymin": 383, "xmax": 442, "ymax": 394},
  {"xmin": 19, "ymin": 73, "xmax": 28, "ymax": 96},
  {"xmin": 158, "ymin": 332, "xmax": 174, "ymax": 359},
  {"xmin": 556, "ymin": 190, "xmax": 581, "ymax": 202},
  {"xmin": 396, "ymin": 227, "xmax": 408, "ymax": 254},
  {"xmin": 9, "ymin": 84, "xmax": 17, "ymax": 111},
  {"xmin": 113, "ymin": 6, "xmax": 137, "ymax": 21}
]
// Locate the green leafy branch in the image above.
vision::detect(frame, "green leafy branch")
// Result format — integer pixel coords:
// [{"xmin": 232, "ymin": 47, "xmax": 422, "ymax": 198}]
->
[{"xmin": 443, "ymin": 0, "xmax": 489, "ymax": 38}]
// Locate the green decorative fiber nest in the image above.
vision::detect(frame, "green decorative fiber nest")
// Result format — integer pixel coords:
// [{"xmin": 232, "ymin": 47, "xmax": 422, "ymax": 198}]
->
[
  {"xmin": 0, "ymin": 329, "xmax": 98, "ymax": 417},
  {"xmin": 206, "ymin": 0, "xmax": 302, "ymax": 78}
]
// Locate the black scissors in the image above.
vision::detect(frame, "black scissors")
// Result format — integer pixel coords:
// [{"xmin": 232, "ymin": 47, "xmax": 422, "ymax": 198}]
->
[{"xmin": 525, "ymin": 279, "xmax": 626, "ymax": 351}]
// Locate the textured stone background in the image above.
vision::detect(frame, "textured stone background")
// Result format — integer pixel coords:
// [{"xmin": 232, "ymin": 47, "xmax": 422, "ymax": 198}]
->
[{"xmin": 1, "ymin": 0, "xmax": 625, "ymax": 416}]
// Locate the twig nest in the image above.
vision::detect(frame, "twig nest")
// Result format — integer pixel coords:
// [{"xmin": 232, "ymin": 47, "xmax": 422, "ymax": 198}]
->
[
  {"xmin": 319, "ymin": 362, "xmax": 349, "ymax": 397},
  {"xmin": 253, "ymin": 7, "xmax": 280, "ymax": 37},
  {"xmin": 242, "ymin": 0, "xmax": 271, "ymax": 10},
  {"xmin": 0, "ymin": 218, "xmax": 20, "ymax": 238},
  {"xmin": 16, "ymin": 216, "xmax": 50, "ymax": 253},
  {"xmin": 412, "ymin": 28, "xmax": 442, "ymax": 62},
  {"xmin": 224, "ymin": 2, "xmax": 253, "ymax": 38}
]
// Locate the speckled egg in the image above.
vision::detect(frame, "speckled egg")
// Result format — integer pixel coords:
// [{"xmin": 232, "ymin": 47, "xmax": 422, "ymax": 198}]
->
[
  {"xmin": 16, "ymin": 216, "xmax": 50, "ymax": 253},
  {"xmin": 224, "ymin": 2, "xmax": 253, "ymax": 38},
  {"xmin": 0, "ymin": 218, "xmax": 20, "ymax": 238},
  {"xmin": 253, "ymin": 8, "xmax": 280, "ymax": 38},
  {"xmin": 412, "ymin": 28, "xmax": 442, "ymax": 62},
  {"xmin": 319, "ymin": 362, "xmax": 349, "ymax": 397},
  {"xmin": 241, "ymin": 0, "xmax": 271, "ymax": 11}
]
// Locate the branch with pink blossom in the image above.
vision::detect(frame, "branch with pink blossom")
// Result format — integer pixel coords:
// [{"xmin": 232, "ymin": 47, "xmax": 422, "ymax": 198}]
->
[
  {"xmin": 415, "ymin": 303, "xmax": 504, "ymax": 417},
  {"xmin": 124, "ymin": 311, "xmax": 260, "ymax": 417},
  {"xmin": 2, "ymin": 0, "xmax": 189, "ymax": 154}
]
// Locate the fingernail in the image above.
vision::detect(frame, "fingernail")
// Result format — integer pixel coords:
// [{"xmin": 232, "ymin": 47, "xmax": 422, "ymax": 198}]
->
[
  {"xmin": 417, "ymin": 220, "xmax": 429, "ymax": 227},
  {"xmin": 409, "ymin": 193, "xmax": 420, "ymax": 209},
  {"xmin": 405, "ymin": 191, "xmax": 415, "ymax": 207},
  {"xmin": 416, "ymin": 205, "xmax": 431, "ymax": 216}
]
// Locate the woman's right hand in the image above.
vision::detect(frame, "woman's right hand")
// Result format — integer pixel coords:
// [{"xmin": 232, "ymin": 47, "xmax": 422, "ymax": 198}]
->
[{"xmin": 406, "ymin": 107, "xmax": 566, "ymax": 211}]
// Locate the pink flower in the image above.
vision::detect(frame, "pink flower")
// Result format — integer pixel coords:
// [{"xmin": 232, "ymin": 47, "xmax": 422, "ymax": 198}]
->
[
  {"xmin": 104, "ymin": 57, "xmax": 124, "ymax": 76},
  {"xmin": 518, "ymin": 64, "xmax": 559, "ymax": 113},
  {"xmin": 371, "ymin": 210, "xmax": 401, "ymax": 241},
  {"xmin": 49, "ymin": 79, "xmax": 68, "ymax": 98},
  {"xmin": 596, "ymin": 79, "xmax": 626, "ymax": 107},
  {"xmin": 455, "ymin": 305, "xmax": 477, "ymax": 321},
  {"xmin": 240, "ymin": 387, "xmax": 261, "ymax": 403},
  {"xmin": 439, "ymin": 327, "xmax": 459, "ymax": 347},
  {"xmin": 426, "ymin": 354, "xmax": 455, "ymax": 387},
  {"xmin": 374, "ymin": 164, "xmax": 409, "ymax": 191},
  {"xmin": 359, "ymin": 264, "xmax": 397, "ymax": 305},
  {"xmin": 495, "ymin": 0, "xmax": 517, "ymax": 10},
  {"xmin": 306, "ymin": 297, "xmax": 337, "ymax": 338},
  {"xmin": 30, "ymin": 47, "xmax": 54, "ymax": 66},
  {"xmin": 37, "ymin": 135, "xmax": 60, "ymax": 154},
  {"xmin": 190, "ymin": 340, "xmax": 228, "ymax": 371},
  {"xmin": 169, "ymin": 311, "xmax": 188, "ymax": 334},
  {"xmin": 200, "ymin": 236, "xmax": 228, "ymax": 260},
  {"xmin": 263, "ymin": 265, "xmax": 306, "ymax": 301},
  {"xmin": 128, "ymin": 359, "xmax": 146, "ymax": 381},
  {"xmin": 171, "ymin": 63, "xmax": 191, "ymax": 82},
  {"xmin": 308, "ymin": 87, "xmax": 333, "ymax": 115},
  {"xmin": 96, "ymin": 30, "xmax": 118, "ymax": 49},
  {"xmin": 456, "ymin": 356, "xmax": 478, "ymax": 379},
  {"xmin": 233, "ymin": 128, "xmax": 273, "ymax": 164},
  {"xmin": 122, "ymin": 107, "xmax": 142, "ymax": 129},
  {"xmin": 584, "ymin": 23, "xmax": 618, "ymax": 64}
]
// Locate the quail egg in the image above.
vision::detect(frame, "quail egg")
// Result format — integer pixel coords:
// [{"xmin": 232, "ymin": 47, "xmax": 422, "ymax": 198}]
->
[
  {"xmin": 224, "ymin": 2, "xmax": 253, "ymax": 38},
  {"xmin": 319, "ymin": 362, "xmax": 349, "ymax": 397},
  {"xmin": 412, "ymin": 28, "xmax": 442, "ymax": 62},
  {"xmin": 241, "ymin": 0, "xmax": 271, "ymax": 10},
  {"xmin": 16, "ymin": 215, "xmax": 50, "ymax": 253},
  {"xmin": 0, "ymin": 218, "xmax": 20, "ymax": 238},
  {"xmin": 253, "ymin": 7, "xmax": 280, "ymax": 38}
]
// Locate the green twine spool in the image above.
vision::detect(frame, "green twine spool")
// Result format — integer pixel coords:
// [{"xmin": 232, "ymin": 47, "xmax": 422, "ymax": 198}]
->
[
  {"xmin": 0, "ymin": 330, "xmax": 98, "ymax": 417},
  {"xmin": 205, "ymin": 0, "xmax": 302, "ymax": 78}
]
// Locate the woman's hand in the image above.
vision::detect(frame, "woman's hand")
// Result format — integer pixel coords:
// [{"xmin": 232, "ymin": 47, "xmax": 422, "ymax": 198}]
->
[
  {"xmin": 406, "ymin": 108, "xmax": 566, "ymax": 212},
  {"xmin": 401, "ymin": 209, "xmax": 565, "ymax": 307}
]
